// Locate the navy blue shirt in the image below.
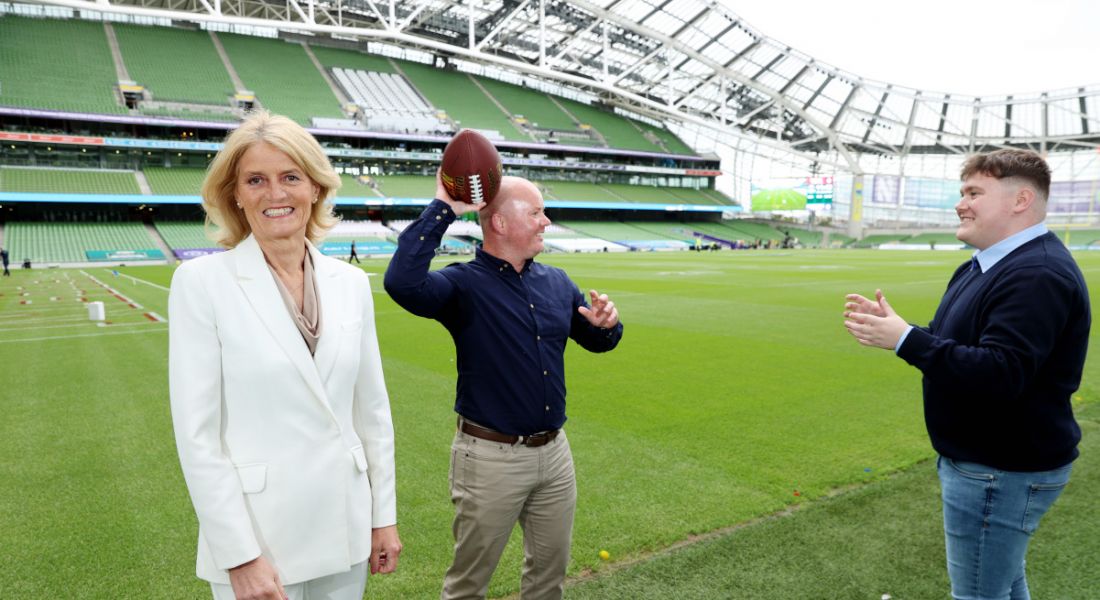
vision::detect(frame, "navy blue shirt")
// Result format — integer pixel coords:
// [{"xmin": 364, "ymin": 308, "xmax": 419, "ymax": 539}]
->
[
  {"xmin": 898, "ymin": 232, "xmax": 1090, "ymax": 471},
  {"xmin": 384, "ymin": 200, "xmax": 623, "ymax": 435}
]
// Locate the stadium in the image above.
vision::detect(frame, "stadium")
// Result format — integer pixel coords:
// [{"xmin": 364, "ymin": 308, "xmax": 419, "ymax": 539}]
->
[{"xmin": 1, "ymin": 0, "xmax": 1098, "ymax": 598}]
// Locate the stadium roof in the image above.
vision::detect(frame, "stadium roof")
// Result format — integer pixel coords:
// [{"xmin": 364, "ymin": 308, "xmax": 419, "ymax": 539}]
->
[{"xmin": 30, "ymin": 0, "xmax": 1100, "ymax": 172}]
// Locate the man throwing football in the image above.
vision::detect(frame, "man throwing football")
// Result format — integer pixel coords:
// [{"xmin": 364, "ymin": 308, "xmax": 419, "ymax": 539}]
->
[{"xmin": 385, "ymin": 173, "xmax": 623, "ymax": 600}]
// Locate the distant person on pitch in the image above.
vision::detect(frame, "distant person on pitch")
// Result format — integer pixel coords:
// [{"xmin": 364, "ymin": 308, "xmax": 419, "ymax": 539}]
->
[
  {"xmin": 168, "ymin": 111, "xmax": 401, "ymax": 600},
  {"xmin": 1, "ymin": 246, "xmax": 9, "ymax": 276},
  {"xmin": 384, "ymin": 173, "xmax": 623, "ymax": 600},
  {"xmin": 843, "ymin": 149, "xmax": 1089, "ymax": 600},
  {"xmin": 349, "ymin": 239, "xmax": 361, "ymax": 263}
]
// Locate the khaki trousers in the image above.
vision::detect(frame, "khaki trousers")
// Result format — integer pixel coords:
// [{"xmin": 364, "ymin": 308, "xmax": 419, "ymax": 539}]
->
[
  {"xmin": 441, "ymin": 428, "xmax": 576, "ymax": 600},
  {"xmin": 210, "ymin": 561, "xmax": 367, "ymax": 600}
]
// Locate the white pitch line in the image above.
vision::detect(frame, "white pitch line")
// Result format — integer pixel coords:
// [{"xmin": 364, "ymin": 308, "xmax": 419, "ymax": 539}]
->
[
  {"xmin": 0, "ymin": 320, "xmax": 153, "ymax": 333},
  {"xmin": 110, "ymin": 270, "xmax": 171, "ymax": 292},
  {"xmin": 0, "ymin": 326, "xmax": 168, "ymax": 344},
  {"xmin": 0, "ymin": 315, "xmax": 97, "ymax": 326},
  {"xmin": 80, "ymin": 271, "xmax": 144, "ymax": 309}
]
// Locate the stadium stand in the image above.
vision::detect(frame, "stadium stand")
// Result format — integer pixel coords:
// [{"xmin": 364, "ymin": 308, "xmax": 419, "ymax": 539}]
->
[
  {"xmin": 321, "ymin": 220, "xmax": 400, "ymax": 255},
  {"xmin": 155, "ymin": 222, "xmax": 213, "ymax": 250},
  {"xmin": 698, "ymin": 189, "xmax": 734, "ymax": 204},
  {"xmin": 113, "ymin": 24, "xmax": 235, "ymax": 106},
  {"xmin": 336, "ymin": 174, "xmax": 382, "ymax": 197},
  {"xmin": 905, "ymin": 232, "xmax": 964, "ymax": 245},
  {"xmin": 1059, "ymin": 229, "xmax": 1100, "ymax": 246},
  {"xmin": 6, "ymin": 221, "xmax": 159, "ymax": 263},
  {"xmin": 599, "ymin": 183, "xmax": 728, "ymax": 205},
  {"xmin": 375, "ymin": 175, "xmax": 434, "ymax": 198},
  {"xmin": 144, "ymin": 168, "xmax": 205, "ymax": 196},
  {"xmin": 719, "ymin": 220, "xmax": 785, "ymax": 242},
  {"xmin": 558, "ymin": 99, "xmax": 664, "ymax": 153},
  {"xmin": 769, "ymin": 226, "xmax": 825, "ymax": 247},
  {"xmin": 310, "ymin": 45, "xmax": 396, "ymax": 74},
  {"xmin": 541, "ymin": 181, "xmax": 623, "ymax": 202},
  {"xmin": 217, "ymin": 33, "xmax": 343, "ymax": 124},
  {"xmin": 328, "ymin": 220, "xmax": 392, "ymax": 239},
  {"xmin": 1, "ymin": 167, "xmax": 141, "ymax": 195},
  {"xmin": 636, "ymin": 120, "xmax": 695, "ymax": 155},
  {"xmin": 332, "ymin": 68, "xmax": 442, "ymax": 134},
  {"xmin": 398, "ymin": 61, "xmax": 519, "ymax": 140},
  {"xmin": 475, "ymin": 78, "xmax": 581, "ymax": 135},
  {"xmin": 541, "ymin": 224, "xmax": 587, "ymax": 238},
  {"xmin": 0, "ymin": 15, "xmax": 126, "ymax": 114},
  {"xmin": 554, "ymin": 220, "xmax": 689, "ymax": 251},
  {"xmin": 851, "ymin": 234, "xmax": 909, "ymax": 248},
  {"xmin": 560, "ymin": 221, "xmax": 679, "ymax": 242},
  {"xmin": 684, "ymin": 222, "xmax": 761, "ymax": 243},
  {"xmin": 541, "ymin": 180, "xmax": 730, "ymax": 205}
]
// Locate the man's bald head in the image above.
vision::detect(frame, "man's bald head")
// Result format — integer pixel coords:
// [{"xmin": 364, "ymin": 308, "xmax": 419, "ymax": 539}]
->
[
  {"xmin": 485, "ymin": 176, "xmax": 542, "ymax": 220},
  {"xmin": 481, "ymin": 175, "xmax": 551, "ymax": 268}
]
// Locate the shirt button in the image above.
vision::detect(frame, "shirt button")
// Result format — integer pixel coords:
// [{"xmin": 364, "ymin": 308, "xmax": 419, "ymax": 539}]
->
[
  {"xmin": 529, "ymin": 303, "xmax": 534, "ymax": 309},
  {"xmin": 543, "ymin": 370, "xmax": 548, "ymax": 376},
  {"xmin": 536, "ymin": 335, "xmax": 541, "ymax": 341},
  {"xmin": 419, "ymin": 235, "xmax": 425, "ymax": 241},
  {"xmin": 545, "ymin": 405, "xmax": 550, "ymax": 411},
  {"xmin": 436, "ymin": 215, "xmax": 442, "ymax": 221}
]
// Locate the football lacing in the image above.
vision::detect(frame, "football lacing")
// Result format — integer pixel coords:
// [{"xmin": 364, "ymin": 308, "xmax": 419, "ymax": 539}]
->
[{"xmin": 468, "ymin": 174, "xmax": 484, "ymax": 202}]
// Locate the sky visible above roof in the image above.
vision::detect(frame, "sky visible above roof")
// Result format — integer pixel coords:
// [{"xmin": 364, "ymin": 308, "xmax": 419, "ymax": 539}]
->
[{"xmin": 728, "ymin": 0, "xmax": 1099, "ymax": 97}]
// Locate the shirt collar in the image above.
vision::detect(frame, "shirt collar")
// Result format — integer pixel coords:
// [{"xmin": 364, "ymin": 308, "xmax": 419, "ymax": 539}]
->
[
  {"xmin": 973, "ymin": 223, "xmax": 1047, "ymax": 273},
  {"xmin": 475, "ymin": 246, "xmax": 534, "ymax": 275}
]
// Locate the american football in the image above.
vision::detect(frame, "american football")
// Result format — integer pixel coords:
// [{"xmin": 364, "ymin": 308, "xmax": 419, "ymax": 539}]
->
[{"xmin": 440, "ymin": 129, "xmax": 503, "ymax": 204}]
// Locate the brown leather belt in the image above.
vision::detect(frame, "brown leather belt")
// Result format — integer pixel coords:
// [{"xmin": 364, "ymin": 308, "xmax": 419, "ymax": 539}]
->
[{"xmin": 459, "ymin": 420, "xmax": 560, "ymax": 447}]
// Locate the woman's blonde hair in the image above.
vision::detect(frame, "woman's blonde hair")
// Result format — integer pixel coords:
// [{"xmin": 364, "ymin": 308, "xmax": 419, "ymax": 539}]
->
[{"xmin": 201, "ymin": 111, "xmax": 342, "ymax": 248}]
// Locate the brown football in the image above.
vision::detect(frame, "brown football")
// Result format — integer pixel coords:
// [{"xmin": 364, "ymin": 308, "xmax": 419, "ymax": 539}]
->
[{"xmin": 440, "ymin": 129, "xmax": 502, "ymax": 204}]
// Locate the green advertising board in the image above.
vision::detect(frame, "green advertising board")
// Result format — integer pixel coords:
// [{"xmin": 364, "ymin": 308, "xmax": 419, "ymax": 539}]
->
[{"xmin": 85, "ymin": 249, "xmax": 165, "ymax": 261}]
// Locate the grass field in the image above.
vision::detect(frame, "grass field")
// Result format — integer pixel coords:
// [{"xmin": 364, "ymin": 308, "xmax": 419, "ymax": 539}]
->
[{"xmin": 1, "ymin": 250, "xmax": 1098, "ymax": 598}]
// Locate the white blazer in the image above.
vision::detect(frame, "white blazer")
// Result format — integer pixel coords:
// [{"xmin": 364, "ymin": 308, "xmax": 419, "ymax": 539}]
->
[{"xmin": 168, "ymin": 235, "xmax": 396, "ymax": 585}]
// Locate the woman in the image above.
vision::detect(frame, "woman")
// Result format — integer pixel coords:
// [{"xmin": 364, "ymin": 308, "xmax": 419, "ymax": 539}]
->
[{"xmin": 168, "ymin": 111, "xmax": 401, "ymax": 600}]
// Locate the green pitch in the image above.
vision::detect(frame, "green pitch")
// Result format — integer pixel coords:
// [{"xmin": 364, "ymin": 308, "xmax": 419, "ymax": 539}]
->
[{"xmin": 1, "ymin": 250, "xmax": 1097, "ymax": 598}]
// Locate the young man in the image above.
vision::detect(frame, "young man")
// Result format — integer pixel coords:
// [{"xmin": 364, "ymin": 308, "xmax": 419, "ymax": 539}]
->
[
  {"xmin": 385, "ymin": 174, "xmax": 623, "ymax": 600},
  {"xmin": 844, "ymin": 149, "xmax": 1089, "ymax": 599}
]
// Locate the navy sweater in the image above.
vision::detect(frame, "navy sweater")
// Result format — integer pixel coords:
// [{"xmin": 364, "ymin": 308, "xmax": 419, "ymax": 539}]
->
[{"xmin": 898, "ymin": 232, "xmax": 1090, "ymax": 471}]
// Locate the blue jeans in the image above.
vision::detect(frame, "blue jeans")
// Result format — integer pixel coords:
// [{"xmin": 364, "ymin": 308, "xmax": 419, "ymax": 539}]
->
[{"xmin": 937, "ymin": 455, "xmax": 1072, "ymax": 600}]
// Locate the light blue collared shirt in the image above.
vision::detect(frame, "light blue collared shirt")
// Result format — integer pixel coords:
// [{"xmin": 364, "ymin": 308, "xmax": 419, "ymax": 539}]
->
[{"xmin": 893, "ymin": 223, "xmax": 1049, "ymax": 353}]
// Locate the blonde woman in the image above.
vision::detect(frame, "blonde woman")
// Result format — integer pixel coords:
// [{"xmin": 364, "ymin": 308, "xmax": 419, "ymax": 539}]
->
[{"xmin": 169, "ymin": 111, "xmax": 401, "ymax": 600}]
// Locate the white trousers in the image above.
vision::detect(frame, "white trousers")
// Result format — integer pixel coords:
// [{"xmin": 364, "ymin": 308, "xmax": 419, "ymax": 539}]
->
[{"xmin": 211, "ymin": 561, "xmax": 368, "ymax": 600}]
